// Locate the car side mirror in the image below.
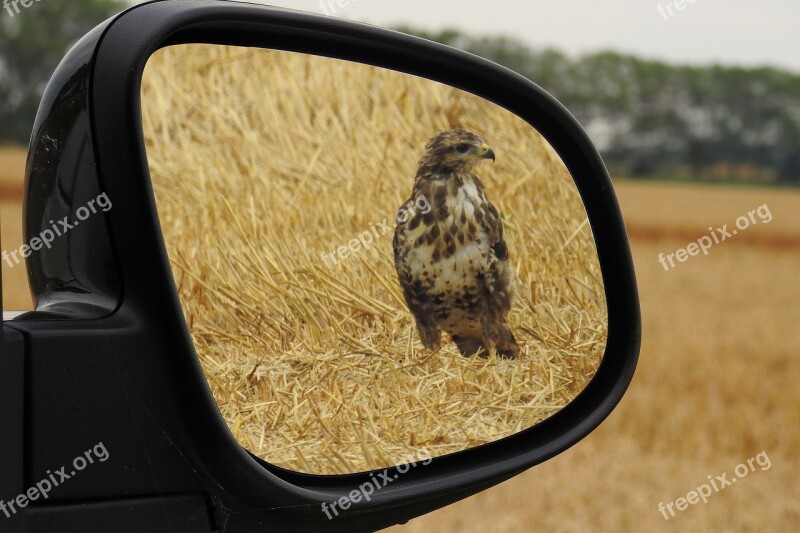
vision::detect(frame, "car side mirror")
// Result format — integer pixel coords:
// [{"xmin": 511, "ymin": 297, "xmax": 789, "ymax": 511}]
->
[{"xmin": 2, "ymin": 1, "xmax": 640, "ymax": 531}]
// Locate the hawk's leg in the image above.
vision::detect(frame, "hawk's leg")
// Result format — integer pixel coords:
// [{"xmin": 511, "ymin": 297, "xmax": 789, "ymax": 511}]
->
[
  {"xmin": 479, "ymin": 313, "xmax": 499, "ymax": 357},
  {"xmin": 479, "ymin": 271, "xmax": 520, "ymax": 359},
  {"xmin": 399, "ymin": 282, "xmax": 442, "ymax": 351},
  {"xmin": 415, "ymin": 321, "xmax": 441, "ymax": 350},
  {"xmin": 478, "ymin": 316, "xmax": 518, "ymax": 359},
  {"xmin": 494, "ymin": 324, "xmax": 520, "ymax": 359}
]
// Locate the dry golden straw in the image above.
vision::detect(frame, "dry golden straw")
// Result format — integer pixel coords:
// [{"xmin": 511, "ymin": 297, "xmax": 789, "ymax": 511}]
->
[{"xmin": 142, "ymin": 44, "xmax": 607, "ymax": 475}]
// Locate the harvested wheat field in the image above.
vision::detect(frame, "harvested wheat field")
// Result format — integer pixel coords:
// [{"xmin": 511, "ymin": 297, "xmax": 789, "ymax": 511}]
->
[
  {"xmin": 141, "ymin": 45, "xmax": 607, "ymax": 474},
  {"xmin": 0, "ymin": 145, "xmax": 32, "ymax": 311}
]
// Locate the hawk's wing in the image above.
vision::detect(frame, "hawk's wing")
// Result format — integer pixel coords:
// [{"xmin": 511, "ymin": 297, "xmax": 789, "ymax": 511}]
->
[
  {"xmin": 393, "ymin": 203, "xmax": 428, "ymax": 321},
  {"xmin": 475, "ymin": 177, "xmax": 509, "ymax": 263},
  {"xmin": 393, "ymin": 208, "xmax": 441, "ymax": 348},
  {"xmin": 473, "ymin": 177, "xmax": 515, "ymax": 321}
]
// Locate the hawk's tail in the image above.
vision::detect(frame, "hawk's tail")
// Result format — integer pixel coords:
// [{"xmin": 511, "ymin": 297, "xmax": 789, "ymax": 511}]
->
[
  {"xmin": 453, "ymin": 329, "xmax": 519, "ymax": 360},
  {"xmin": 452, "ymin": 336, "xmax": 486, "ymax": 358}
]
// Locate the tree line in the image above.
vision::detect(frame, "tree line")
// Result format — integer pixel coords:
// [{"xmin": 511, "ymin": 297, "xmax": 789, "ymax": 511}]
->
[
  {"xmin": 2, "ymin": 6, "xmax": 798, "ymax": 185},
  {"xmin": 397, "ymin": 27, "xmax": 800, "ymax": 185},
  {"xmin": 0, "ymin": 1, "xmax": 128, "ymax": 145}
]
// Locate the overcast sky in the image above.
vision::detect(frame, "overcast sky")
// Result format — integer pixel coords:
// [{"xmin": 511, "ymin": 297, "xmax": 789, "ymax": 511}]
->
[{"xmin": 231, "ymin": 0, "xmax": 800, "ymax": 72}]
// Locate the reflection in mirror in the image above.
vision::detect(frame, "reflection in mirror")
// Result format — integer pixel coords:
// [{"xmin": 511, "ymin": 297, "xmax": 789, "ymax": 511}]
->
[{"xmin": 142, "ymin": 44, "xmax": 607, "ymax": 475}]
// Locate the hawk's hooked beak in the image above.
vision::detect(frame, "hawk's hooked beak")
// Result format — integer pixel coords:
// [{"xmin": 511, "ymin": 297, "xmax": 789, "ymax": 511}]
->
[{"xmin": 478, "ymin": 143, "xmax": 496, "ymax": 163}]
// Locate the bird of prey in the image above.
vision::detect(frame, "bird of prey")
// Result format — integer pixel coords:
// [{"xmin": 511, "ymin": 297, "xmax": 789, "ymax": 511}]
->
[{"xmin": 393, "ymin": 129, "xmax": 520, "ymax": 359}]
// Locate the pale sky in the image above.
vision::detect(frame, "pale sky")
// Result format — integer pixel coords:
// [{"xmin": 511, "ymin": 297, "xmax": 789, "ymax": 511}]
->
[{"xmin": 225, "ymin": 0, "xmax": 800, "ymax": 72}]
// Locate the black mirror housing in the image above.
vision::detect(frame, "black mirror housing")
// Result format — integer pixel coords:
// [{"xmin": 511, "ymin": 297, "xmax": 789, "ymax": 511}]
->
[{"xmin": 2, "ymin": 1, "xmax": 640, "ymax": 531}]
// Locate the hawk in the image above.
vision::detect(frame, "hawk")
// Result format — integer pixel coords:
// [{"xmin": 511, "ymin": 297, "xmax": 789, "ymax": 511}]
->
[{"xmin": 393, "ymin": 129, "xmax": 520, "ymax": 359}]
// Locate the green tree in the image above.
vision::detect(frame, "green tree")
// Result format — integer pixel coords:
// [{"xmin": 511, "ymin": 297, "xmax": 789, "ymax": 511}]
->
[
  {"xmin": 0, "ymin": 0, "xmax": 128, "ymax": 144},
  {"xmin": 398, "ymin": 26, "xmax": 800, "ymax": 184}
]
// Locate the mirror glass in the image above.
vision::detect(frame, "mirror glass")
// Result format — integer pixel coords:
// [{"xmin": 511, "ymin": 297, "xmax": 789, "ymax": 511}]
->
[{"xmin": 142, "ymin": 44, "xmax": 607, "ymax": 475}]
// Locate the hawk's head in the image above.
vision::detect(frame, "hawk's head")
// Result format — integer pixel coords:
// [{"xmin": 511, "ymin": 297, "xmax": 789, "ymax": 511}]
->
[{"xmin": 416, "ymin": 129, "xmax": 495, "ymax": 180}]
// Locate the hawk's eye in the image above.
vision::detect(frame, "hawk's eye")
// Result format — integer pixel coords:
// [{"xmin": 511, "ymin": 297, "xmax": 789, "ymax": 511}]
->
[{"xmin": 455, "ymin": 143, "xmax": 470, "ymax": 154}]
